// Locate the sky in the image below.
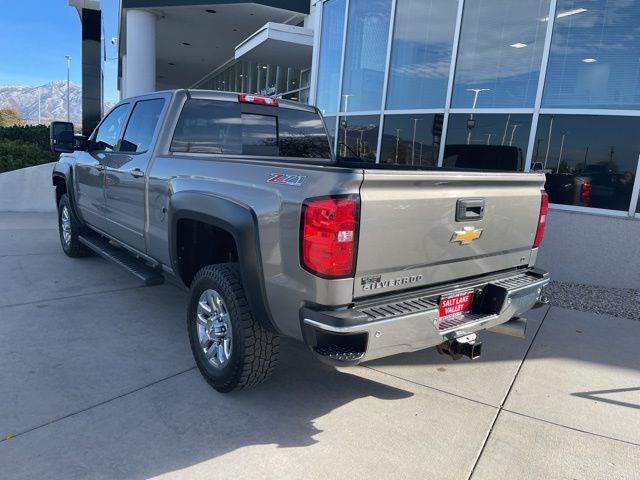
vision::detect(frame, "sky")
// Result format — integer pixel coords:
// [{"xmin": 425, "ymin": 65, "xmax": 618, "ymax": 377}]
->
[{"xmin": 0, "ymin": 0, "xmax": 120, "ymax": 104}]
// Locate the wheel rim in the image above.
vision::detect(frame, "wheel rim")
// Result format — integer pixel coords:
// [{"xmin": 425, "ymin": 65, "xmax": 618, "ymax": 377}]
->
[
  {"xmin": 61, "ymin": 206, "xmax": 72, "ymax": 246},
  {"xmin": 196, "ymin": 289, "xmax": 233, "ymax": 369}
]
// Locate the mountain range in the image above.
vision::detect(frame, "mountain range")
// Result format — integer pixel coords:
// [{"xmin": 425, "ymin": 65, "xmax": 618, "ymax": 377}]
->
[{"xmin": 0, "ymin": 81, "xmax": 114, "ymax": 127}]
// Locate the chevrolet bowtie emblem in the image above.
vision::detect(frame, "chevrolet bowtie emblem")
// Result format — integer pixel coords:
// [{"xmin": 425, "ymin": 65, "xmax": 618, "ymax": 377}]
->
[{"xmin": 451, "ymin": 226, "xmax": 483, "ymax": 245}]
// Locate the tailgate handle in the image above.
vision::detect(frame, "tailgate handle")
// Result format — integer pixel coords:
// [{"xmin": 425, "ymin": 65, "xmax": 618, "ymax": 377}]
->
[{"xmin": 456, "ymin": 198, "xmax": 485, "ymax": 221}]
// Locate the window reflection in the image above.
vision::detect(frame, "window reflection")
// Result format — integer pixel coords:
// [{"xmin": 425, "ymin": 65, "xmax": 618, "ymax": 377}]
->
[
  {"xmin": 386, "ymin": 0, "xmax": 458, "ymax": 109},
  {"xmin": 535, "ymin": 115, "xmax": 640, "ymax": 211},
  {"xmin": 323, "ymin": 115, "xmax": 337, "ymax": 147},
  {"xmin": 444, "ymin": 114, "xmax": 532, "ymax": 170},
  {"xmin": 337, "ymin": 115, "xmax": 380, "ymax": 162},
  {"xmin": 316, "ymin": 0, "xmax": 346, "ymax": 114},
  {"xmin": 452, "ymin": 0, "xmax": 550, "ymax": 108},
  {"xmin": 544, "ymin": 0, "xmax": 640, "ymax": 109},
  {"xmin": 341, "ymin": 0, "xmax": 392, "ymax": 112},
  {"xmin": 380, "ymin": 114, "xmax": 441, "ymax": 166}
]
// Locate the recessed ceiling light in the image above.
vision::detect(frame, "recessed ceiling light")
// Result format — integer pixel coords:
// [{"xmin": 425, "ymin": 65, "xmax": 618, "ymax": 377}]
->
[
  {"xmin": 541, "ymin": 7, "xmax": 587, "ymax": 21},
  {"xmin": 205, "ymin": 9, "xmax": 216, "ymax": 13},
  {"xmin": 558, "ymin": 7, "xmax": 587, "ymax": 18},
  {"xmin": 510, "ymin": 43, "xmax": 528, "ymax": 49},
  {"xmin": 582, "ymin": 58, "xmax": 597, "ymax": 63},
  {"xmin": 181, "ymin": 42, "xmax": 191, "ymax": 46}
]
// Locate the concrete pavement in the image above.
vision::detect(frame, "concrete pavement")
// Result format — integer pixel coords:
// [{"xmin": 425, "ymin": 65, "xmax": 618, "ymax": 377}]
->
[{"xmin": 1, "ymin": 211, "xmax": 639, "ymax": 479}]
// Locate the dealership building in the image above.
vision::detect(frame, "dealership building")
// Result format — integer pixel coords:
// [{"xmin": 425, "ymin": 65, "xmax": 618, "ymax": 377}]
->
[{"xmin": 71, "ymin": 0, "xmax": 640, "ymax": 288}]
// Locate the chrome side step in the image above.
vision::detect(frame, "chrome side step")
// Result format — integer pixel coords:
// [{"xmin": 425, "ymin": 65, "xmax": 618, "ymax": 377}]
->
[{"xmin": 78, "ymin": 234, "xmax": 164, "ymax": 286}]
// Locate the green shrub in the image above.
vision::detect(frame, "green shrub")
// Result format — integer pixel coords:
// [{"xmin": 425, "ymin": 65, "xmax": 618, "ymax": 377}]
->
[{"xmin": 0, "ymin": 125, "xmax": 58, "ymax": 173}]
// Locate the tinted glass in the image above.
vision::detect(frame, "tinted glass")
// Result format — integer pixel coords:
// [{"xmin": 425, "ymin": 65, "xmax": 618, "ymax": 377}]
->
[
  {"xmin": 380, "ymin": 114, "xmax": 441, "ymax": 166},
  {"xmin": 336, "ymin": 115, "xmax": 380, "ymax": 162},
  {"xmin": 543, "ymin": 1, "xmax": 640, "ymax": 109},
  {"xmin": 444, "ymin": 114, "xmax": 532, "ymax": 171},
  {"xmin": 93, "ymin": 104, "xmax": 129, "ymax": 152},
  {"xmin": 171, "ymin": 100, "xmax": 331, "ymax": 158},
  {"xmin": 386, "ymin": 0, "xmax": 458, "ymax": 110},
  {"xmin": 535, "ymin": 115, "xmax": 640, "ymax": 211},
  {"xmin": 452, "ymin": 0, "xmax": 550, "ymax": 108},
  {"xmin": 340, "ymin": 0, "xmax": 392, "ymax": 112},
  {"xmin": 120, "ymin": 99, "xmax": 165, "ymax": 153}
]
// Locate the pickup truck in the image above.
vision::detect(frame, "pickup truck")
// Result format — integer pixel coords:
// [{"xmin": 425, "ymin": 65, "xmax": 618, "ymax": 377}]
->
[{"xmin": 50, "ymin": 90, "xmax": 550, "ymax": 393}]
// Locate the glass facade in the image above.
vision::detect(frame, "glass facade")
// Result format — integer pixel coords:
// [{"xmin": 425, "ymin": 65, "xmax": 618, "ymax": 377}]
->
[{"xmin": 314, "ymin": 0, "xmax": 640, "ymax": 216}]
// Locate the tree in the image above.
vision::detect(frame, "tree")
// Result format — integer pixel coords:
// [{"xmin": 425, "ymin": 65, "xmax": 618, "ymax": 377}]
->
[{"xmin": 0, "ymin": 108, "xmax": 24, "ymax": 127}]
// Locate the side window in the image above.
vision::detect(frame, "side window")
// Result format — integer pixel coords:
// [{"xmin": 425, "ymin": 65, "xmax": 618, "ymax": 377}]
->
[
  {"xmin": 93, "ymin": 103, "xmax": 129, "ymax": 152},
  {"xmin": 120, "ymin": 99, "xmax": 165, "ymax": 153}
]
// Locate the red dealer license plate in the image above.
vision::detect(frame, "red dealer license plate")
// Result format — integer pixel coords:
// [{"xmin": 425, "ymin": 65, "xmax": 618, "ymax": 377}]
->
[{"xmin": 439, "ymin": 291, "xmax": 474, "ymax": 318}]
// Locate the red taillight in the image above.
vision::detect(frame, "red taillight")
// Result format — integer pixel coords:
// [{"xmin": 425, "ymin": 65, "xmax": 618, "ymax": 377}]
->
[
  {"xmin": 301, "ymin": 196, "xmax": 359, "ymax": 278},
  {"xmin": 580, "ymin": 182, "xmax": 592, "ymax": 204},
  {"xmin": 533, "ymin": 191, "xmax": 549, "ymax": 248},
  {"xmin": 238, "ymin": 93, "xmax": 278, "ymax": 107}
]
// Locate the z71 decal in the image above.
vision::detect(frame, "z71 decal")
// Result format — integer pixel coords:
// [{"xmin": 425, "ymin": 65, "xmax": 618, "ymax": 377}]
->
[{"xmin": 267, "ymin": 173, "xmax": 307, "ymax": 187}]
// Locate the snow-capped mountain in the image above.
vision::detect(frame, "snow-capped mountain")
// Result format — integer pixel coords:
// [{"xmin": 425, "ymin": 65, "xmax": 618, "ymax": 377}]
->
[{"xmin": 0, "ymin": 81, "xmax": 107, "ymax": 126}]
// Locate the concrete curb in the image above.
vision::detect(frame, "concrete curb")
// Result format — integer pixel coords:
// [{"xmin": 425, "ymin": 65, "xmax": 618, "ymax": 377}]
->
[{"xmin": 0, "ymin": 163, "xmax": 56, "ymax": 213}]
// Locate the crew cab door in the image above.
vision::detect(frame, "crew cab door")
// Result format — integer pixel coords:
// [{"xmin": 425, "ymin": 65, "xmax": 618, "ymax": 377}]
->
[
  {"xmin": 102, "ymin": 97, "xmax": 167, "ymax": 253},
  {"xmin": 74, "ymin": 103, "xmax": 130, "ymax": 231}
]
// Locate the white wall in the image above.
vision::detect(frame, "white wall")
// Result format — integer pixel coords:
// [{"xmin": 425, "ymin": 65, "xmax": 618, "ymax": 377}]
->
[{"xmin": 537, "ymin": 209, "xmax": 640, "ymax": 289}]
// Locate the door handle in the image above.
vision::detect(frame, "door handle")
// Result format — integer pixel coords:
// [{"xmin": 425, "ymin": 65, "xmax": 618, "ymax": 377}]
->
[
  {"xmin": 456, "ymin": 198, "xmax": 485, "ymax": 221},
  {"xmin": 96, "ymin": 164, "xmax": 105, "ymax": 171},
  {"xmin": 129, "ymin": 168, "xmax": 145, "ymax": 178}
]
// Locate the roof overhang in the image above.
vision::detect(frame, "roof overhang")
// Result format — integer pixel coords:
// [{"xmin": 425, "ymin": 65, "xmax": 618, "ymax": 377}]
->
[
  {"xmin": 121, "ymin": 0, "xmax": 309, "ymax": 14},
  {"xmin": 235, "ymin": 22, "xmax": 313, "ymax": 69},
  {"xmin": 69, "ymin": 0, "xmax": 101, "ymax": 17}
]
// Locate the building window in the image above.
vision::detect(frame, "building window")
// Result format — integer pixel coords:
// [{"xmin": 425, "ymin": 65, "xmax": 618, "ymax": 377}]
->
[
  {"xmin": 534, "ymin": 115, "xmax": 640, "ymax": 212},
  {"xmin": 444, "ymin": 114, "xmax": 532, "ymax": 170},
  {"xmin": 316, "ymin": 0, "xmax": 346, "ymax": 114},
  {"xmin": 336, "ymin": 115, "xmax": 380, "ymax": 162},
  {"xmin": 543, "ymin": 1, "xmax": 640, "ymax": 109},
  {"xmin": 452, "ymin": 0, "xmax": 551, "ymax": 108},
  {"xmin": 385, "ymin": 0, "xmax": 458, "ymax": 110},
  {"xmin": 340, "ymin": 0, "xmax": 393, "ymax": 112},
  {"xmin": 379, "ymin": 114, "xmax": 442, "ymax": 166}
]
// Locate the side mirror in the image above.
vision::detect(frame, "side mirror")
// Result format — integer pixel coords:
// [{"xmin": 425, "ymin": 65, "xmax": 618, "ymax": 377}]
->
[{"xmin": 50, "ymin": 122, "xmax": 75, "ymax": 153}]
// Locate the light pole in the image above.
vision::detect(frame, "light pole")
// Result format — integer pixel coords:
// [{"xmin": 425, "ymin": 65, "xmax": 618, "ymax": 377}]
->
[
  {"xmin": 342, "ymin": 94, "xmax": 352, "ymax": 113},
  {"xmin": 410, "ymin": 118, "xmax": 422, "ymax": 165},
  {"xmin": 466, "ymin": 88, "xmax": 490, "ymax": 144},
  {"xmin": 543, "ymin": 117, "xmax": 554, "ymax": 169},
  {"xmin": 37, "ymin": 87, "xmax": 41, "ymax": 124},
  {"xmin": 65, "ymin": 55, "xmax": 72, "ymax": 122},
  {"xmin": 509, "ymin": 124, "xmax": 521, "ymax": 146},
  {"xmin": 556, "ymin": 133, "xmax": 567, "ymax": 173},
  {"xmin": 395, "ymin": 128, "xmax": 401, "ymax": 163}
]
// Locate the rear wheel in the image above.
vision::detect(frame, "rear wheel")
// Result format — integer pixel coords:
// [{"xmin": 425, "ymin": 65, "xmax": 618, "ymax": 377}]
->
[
  {"xmin": 58, "ymin": 194, "xmax": 91, "ymax": 257},
  {"xmin": 187, "ymin": 263, "xmax": 280, "ymax": 393}
]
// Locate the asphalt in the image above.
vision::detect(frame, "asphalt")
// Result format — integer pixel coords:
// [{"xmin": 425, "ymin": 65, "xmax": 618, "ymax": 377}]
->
[{"xmin": 1, "ymin": 211, "xmax": 639, "ymax": 480}]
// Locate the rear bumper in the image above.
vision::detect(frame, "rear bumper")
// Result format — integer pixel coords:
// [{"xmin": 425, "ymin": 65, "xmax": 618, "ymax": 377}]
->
[{"xmin": 301, "ymin": 268, "xmax": 549, "ymax": 364}]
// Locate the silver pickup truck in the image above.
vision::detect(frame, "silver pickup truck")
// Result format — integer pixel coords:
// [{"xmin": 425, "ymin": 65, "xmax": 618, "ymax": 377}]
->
[{"xmin": 50, "ymin": 90, "xmax": 550, "ymax": 393}]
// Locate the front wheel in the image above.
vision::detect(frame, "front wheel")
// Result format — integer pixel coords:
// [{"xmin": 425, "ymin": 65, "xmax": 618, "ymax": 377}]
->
[
  {"xmin": 187, "ymin": 264, "xmax": 280, "ymax": 393},
  {"xmin": 58, "ymin": 194, "xmax": 91, "ymax": 257}
]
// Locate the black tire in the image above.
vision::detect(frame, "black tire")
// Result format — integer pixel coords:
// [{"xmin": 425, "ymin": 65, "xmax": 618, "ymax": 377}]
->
[
  {"xmin": 187, "ymin": 263, "xmax": 280, "ymax": 393},
  {"xmin": 58, "ymin": 194, "xmax": 91, "ymax": 257}
]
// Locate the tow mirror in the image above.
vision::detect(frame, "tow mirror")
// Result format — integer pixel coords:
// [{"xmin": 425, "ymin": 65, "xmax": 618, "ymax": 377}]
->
[{"xmin": 50, "ymin": 122, "xmax": 75, "ymax": 153}]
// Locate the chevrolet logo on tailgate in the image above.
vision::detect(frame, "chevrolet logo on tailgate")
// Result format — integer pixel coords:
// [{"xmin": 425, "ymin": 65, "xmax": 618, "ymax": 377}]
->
[{"xmin": 451, "ymin": 226, "xmax": 483, "ymax": 245}]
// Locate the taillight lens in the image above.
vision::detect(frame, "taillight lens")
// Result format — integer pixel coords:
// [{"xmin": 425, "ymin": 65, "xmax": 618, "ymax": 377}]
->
[
  {"xmin": 580, "ymin": 182, "xmax": 592, "ymax": 204},
  {"xmin": 533, "ymin": 191, "xmax": 549, "ymax": 248},
  {"xmin": 301, "ymin": 196, "xmax": 359, "ymax": 278}
]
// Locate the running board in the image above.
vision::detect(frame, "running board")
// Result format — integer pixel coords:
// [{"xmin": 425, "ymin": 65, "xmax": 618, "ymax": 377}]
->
[{"xmin": 78, "ymin": 234, "xmax": 164, "ymax": 286}]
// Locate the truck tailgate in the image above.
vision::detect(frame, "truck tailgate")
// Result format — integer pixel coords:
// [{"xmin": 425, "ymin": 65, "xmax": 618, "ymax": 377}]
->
[{"xmin": 354, "ymin": 170, "xmax": 546, "ymax": 299}]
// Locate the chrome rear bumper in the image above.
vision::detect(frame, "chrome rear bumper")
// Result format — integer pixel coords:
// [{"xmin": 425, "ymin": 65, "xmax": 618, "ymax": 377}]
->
[{"xmin": 301, "ymin": 268, "xmax": 549, "ymax": 364}]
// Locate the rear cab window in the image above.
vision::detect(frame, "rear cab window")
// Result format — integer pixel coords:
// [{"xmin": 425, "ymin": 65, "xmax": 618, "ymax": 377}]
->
[{"xmin": 170, "ymin": 98, "xmax": 332, "ymax": 160}]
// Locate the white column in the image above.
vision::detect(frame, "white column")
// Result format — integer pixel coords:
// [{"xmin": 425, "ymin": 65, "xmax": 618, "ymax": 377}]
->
[{"xmin": 124, "ymin": 9, "xmax": 156, "ymax": 97}]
